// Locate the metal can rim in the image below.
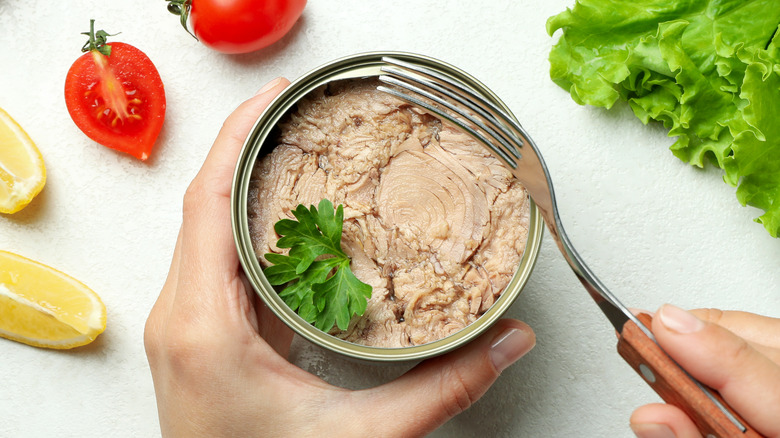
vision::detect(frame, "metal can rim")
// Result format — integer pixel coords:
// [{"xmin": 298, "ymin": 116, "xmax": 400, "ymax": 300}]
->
[{"xmin": 231, "ymin": 51, "xmax": 543, "ymax": 362}]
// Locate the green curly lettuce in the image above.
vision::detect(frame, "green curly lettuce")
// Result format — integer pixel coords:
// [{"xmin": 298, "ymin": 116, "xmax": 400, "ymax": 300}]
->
[{"xmin": 547, "ymin": 0, "xmax": 780, "ymax": 236}]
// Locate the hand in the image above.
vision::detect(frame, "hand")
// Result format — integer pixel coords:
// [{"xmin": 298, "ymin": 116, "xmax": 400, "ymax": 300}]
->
[
  {"xmin": 630, "ymin": 304, "xmax": 780, "ymax": 438},
  {"xmin": 143, "ymin": 78, "xmax": 536, "ymax": 438}
]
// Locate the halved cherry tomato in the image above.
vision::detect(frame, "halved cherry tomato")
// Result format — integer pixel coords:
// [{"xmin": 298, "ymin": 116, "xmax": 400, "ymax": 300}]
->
[
  {"xmin": 166, "ymin": 0, "xmax": 307, "ymax": 54},
  {"xmin": 65, "ymin": 20, "xmax": 166, "ymax": 161}
]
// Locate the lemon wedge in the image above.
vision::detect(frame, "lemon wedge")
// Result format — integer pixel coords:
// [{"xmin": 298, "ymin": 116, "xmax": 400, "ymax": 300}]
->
[
  {"xmin": 0, "ymin": 250, "xmax": 106, "ymax": 349},
  {"xmin": 0, "ymin": 107, "xmax": 46, "ymax": 214}
]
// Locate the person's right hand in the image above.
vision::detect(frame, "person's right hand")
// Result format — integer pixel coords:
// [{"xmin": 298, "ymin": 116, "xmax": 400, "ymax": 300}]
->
[{"xmin": 630, "ymin": 304, "xmax": 780, "ymax": 438}]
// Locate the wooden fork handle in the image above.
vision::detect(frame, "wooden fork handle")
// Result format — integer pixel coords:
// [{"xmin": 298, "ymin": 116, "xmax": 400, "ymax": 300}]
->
[{"xmin": 617, "ymin": 313, "xmax": 763, "ymax": 437}]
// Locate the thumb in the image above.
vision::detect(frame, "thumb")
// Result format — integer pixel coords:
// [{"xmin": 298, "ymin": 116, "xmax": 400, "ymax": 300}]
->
[
  {"xmin": 652, "ymin": 304, "xmax": 780, "ymax": 437},
  {"xmin": 356, "ymin": 319, "xmax": 535, "ymax": 438}
]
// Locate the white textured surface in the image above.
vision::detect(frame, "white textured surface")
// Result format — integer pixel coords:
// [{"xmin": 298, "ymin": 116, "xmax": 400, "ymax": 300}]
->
[{"xmin": 1, "ymin": 1, "xmax": 778, "ymax": 437}]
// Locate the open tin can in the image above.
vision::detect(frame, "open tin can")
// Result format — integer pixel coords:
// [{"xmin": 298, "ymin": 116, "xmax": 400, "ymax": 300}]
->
[{"xmin": 231, "ymin": 52, "xmax": 543, "ymax": 362}]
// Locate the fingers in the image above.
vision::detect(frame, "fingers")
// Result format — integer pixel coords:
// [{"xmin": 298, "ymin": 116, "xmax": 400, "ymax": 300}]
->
[
  {"xmin": 355, "ymin": 319, "xmax": 535, "ymax": 437},
  {"xmin": 652, "ymin": 304, "xmax": 780, "ymax": 437},
  {"xmin": 689, "ymin": 308, "xmax": 780, "ymax": 352},
  {"xmin": 176, "ymin": 78, "xmax": 290, "ymax": 310},
  {"xmin": 149, "ymin": 226, "xmax": 184, "ymax": 314},
  {"xmin": 630, "ymin": 404, "xmax": 701, "ymax": 438},
  {"xmin": 248, "ymin": 287, "xmax": 295, "ymax": 359},
  {"xmin": 632, "ymin": 308, "xmax": 780, "ymax": 364},
  {"xmin": 144, "ymin": 225, "xmax": 186, "ymax": 366},
  {"xmin": 193, "ymin": 77, "xmax": 290, "ymax": 201}
]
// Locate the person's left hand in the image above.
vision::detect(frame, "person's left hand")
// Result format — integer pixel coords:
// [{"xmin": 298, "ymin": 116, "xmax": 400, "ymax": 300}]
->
[{"xmin": 144, "ymin": 77, "xmax": 537, "ymax": 438}]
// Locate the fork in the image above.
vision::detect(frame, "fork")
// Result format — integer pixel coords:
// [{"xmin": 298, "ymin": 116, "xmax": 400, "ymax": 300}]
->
[{"xmin": 377, "ymin": 56, "xmax": 759, "ymax": 438}]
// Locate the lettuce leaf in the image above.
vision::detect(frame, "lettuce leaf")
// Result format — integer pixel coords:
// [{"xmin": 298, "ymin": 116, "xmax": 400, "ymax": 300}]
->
[{"xmin": 547, "ymin": 0, "xmax": 780, "ymax": 237}]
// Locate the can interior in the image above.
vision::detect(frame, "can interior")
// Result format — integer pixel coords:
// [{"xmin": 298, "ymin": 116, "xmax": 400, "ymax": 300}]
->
[{"xmin": 231, "ymin": 52, "xmax": 543, "ymax": 362}]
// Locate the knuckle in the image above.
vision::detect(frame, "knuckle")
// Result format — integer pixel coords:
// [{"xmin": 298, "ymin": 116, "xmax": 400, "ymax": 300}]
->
[
  {"xmin": 219, "ymin": 116, "xmax": 249, "ymax": 146},
  {"xmin": 144, "ymin": 306, "xmax": 213, "ymax": 377},
  {"xmin": 143, "ymin": 304, "xmax": 164, "ymax": 363},
  {"xmin": 143, "ymin": 317, "xmax": 159, "ymax": 359},
  {"xmin": 182, "ymin": 178, "xmax": 207, "ymax": 216},
  {"xmin": 725, "ymin": 335, "xmax": 754, "ymax": 366},
  {"xmin": 158, "ymin": 326, "xmax": 214, "ymax": 380},
  {"xmin": 695, "ymin": 307, "xmax": 725, "ymax": 325},
  {"xmin": 438, "ymin": 365, "xmax": 480, "ymax": 419},
  {"xmin": 163, "ymin": 335, "xmax": 209, "ymax": 376}
]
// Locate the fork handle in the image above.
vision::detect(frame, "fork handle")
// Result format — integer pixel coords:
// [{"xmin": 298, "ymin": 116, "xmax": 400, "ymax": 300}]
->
[{"xmin": 617, "ymin": 313, "xmax": 762, "ymax": 437}]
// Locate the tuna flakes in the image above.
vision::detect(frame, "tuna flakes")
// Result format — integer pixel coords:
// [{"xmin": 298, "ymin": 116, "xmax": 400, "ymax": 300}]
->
[{"xmin": 248, "ymin": 79, "xmax": 530, "ymax": 347}]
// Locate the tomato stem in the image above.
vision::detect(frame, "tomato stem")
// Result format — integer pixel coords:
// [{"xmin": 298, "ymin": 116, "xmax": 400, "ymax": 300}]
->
[
  {"xmin": 165, "ymin": 0, "xmax": 197, "ymax": 40},
  {"xmin": 81, "ymin": 19, "xmax": 117, "ymax": 57},
  {"xmin": 80, "ymin": 21, "xmax": 134, "ymax": 127}
]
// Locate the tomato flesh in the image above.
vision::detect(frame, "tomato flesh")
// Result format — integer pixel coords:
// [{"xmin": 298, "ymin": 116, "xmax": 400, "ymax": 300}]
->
[
  {"xmin": 65, "ymin": 42, "xmax": 166, "ymax": 160},
  {"xmin": 189, "ymin": 0, "xmax": 307, "ymax": 54}
]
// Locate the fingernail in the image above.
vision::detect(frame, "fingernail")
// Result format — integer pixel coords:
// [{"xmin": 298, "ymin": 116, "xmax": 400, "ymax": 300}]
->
[
  {"xmin": 255, "ymin": 77, "xmax": 283, "ymax": 95},
  {"xmin": 630, "ymin": 422, "xmax": 676, "ymax": 438},
  {"xmin": 658, "ymin": 304, "xmax": 704, "ymax": 334},
  {"xmin": 489, "ymin": 328, "xmax": 535, "ymax": 372},
  {"xmin": 628, "ymin": 307, "xmax": 655, "ymax": 318}
]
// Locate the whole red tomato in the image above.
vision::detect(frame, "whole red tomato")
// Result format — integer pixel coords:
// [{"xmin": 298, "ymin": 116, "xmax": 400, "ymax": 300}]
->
[
  {"xmin": 65, "ymin": 20, "xmax": 166, "ymax": 161},
  {"xmin": 166, "ymin": 0, "xmax": 307, "ymax": 54}
]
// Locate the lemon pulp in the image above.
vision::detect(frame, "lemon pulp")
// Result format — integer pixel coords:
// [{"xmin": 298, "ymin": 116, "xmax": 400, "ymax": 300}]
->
[
  {"xmin": 0, "ymin": 250, "xmax": 106, "ymax": 349},
  {"xmin": 0, "ymin": 107, "xmax": 46, "ymax": 214}
]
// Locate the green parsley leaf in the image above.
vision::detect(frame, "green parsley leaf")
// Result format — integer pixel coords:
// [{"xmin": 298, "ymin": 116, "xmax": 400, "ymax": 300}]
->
[
  {"xmin": 264, "ymin": 199, "xmax": 373, "ymax": 331},
  {"xmin": 312, "ymin": 259, "xmax": 372, "ymax": 331}
]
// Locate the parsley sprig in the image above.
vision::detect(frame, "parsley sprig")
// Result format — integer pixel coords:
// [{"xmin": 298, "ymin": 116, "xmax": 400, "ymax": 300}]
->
[{"xmin": 264, "ymin": 199, "xmax": 372, "ymax": 332}]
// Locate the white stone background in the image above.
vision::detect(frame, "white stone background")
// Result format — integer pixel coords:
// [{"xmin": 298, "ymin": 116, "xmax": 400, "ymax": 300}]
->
[{"xmin": 1, "ymin": 1, "xmax": 778, "ymax": 437}]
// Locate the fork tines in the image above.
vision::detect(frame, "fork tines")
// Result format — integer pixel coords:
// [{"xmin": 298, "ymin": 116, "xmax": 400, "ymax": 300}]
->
[{"xmin": 377, "ymin": 57, "xmax": 524, "ymax": 169}]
